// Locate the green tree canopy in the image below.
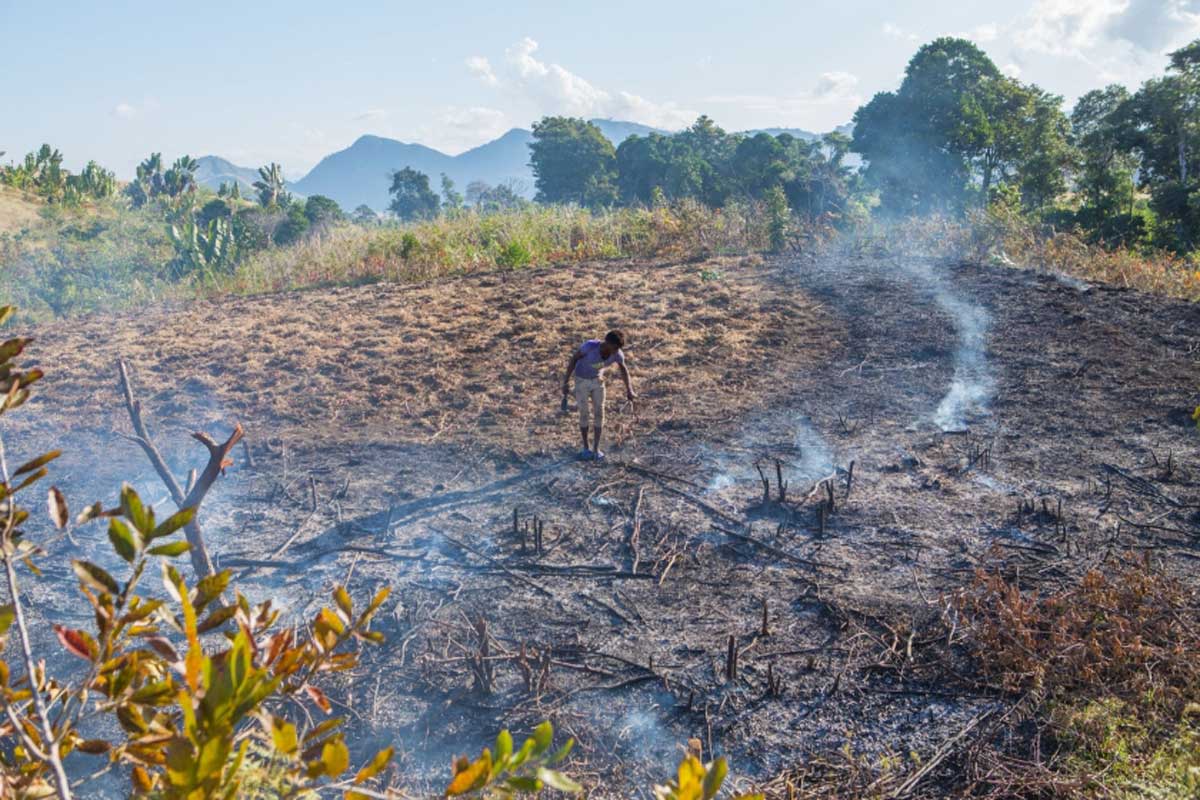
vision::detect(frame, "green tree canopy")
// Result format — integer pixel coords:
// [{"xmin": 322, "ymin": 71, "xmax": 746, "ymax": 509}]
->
[
  {"xmin": 303, "ymin": 194, "xmax": 343, "ymax": 227},
  {"xmin": 528, "ymin": 117, "xmax": 617, "ymax": 207},
  {"xmin": 387, "ymin": 167, "xmax": 440, "ymax": 221},
  {"xmin": 852, "ymin": 37, "xmax": 1068, "ymax": 216},
  {"xmin": 1117, "ymin": 38, "xmax": 1200, "ymax": 251}
]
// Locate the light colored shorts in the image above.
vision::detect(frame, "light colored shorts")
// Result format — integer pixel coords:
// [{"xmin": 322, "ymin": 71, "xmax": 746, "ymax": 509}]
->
[{"xmin": 574, "ymin": 377, "xmax": 606, "ymax": 428}]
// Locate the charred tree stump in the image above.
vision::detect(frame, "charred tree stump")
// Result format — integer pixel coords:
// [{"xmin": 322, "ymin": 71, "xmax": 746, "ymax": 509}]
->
[
  {"xmin": 844, "ymin": 460, "xmax": 855, "ymax": 499},
  {"xmin": 765, "ymin": 662, "xmax": 783, "ymax": 698},
  {"xmin": 471, "ymin": 616, "xmax": 494, "ymax": 694},
  {"xmin": 755, "ymin": 462, "xmax": 771, "ymax": 505},
  {"xmin": 775, "ymin": 460, "xmax": 788, "ymax": 503},
  {"xmin": 118, "ymin": 359, "xmax": 242, "ymax": 578},
  {"xmin": 725, "ymin": 634, "xmax": 738, "ymax": 681},
  {"xmin": 628, "ymin": 486, "xmax": 644, "ymax": 574},
  {"xmin": 760, "ymin": 597, "xmax": 770, "ymax": 637}
]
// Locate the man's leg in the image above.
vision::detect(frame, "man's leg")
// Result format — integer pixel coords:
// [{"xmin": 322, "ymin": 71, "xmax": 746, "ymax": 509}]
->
[
  {"xmin": 575, "ymin": 379, "xmax": 593, "ymax": 456},
  {"xmin": 591, "ymin": 382, "xmax": 606, "ymax": 455}
]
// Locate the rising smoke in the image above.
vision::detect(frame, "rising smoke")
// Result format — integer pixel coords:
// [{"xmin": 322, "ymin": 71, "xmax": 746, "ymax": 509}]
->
[{"xmin": 896, "ymin": 256, "xmax": 995, "ymax": 433}]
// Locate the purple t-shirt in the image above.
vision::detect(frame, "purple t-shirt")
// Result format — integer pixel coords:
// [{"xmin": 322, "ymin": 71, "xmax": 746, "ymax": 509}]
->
[{"xmin": 574, "ymin": 339, "xmax": 624, "ymax": 379}]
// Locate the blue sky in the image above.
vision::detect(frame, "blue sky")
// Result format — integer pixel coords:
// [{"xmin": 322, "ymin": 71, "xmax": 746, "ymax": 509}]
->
[{"xmin": 3, "ymin": 0, "xmax": 1197, "ymax": 178}]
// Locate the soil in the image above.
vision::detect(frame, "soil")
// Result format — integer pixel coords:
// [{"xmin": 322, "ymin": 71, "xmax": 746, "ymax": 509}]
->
[{"xmin": 7, "ymin": 248, "xmax": 1200, "ymax": 797}]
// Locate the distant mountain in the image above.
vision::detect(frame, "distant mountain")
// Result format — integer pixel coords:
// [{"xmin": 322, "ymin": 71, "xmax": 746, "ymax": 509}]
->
[
  {"xmin": 747, "ymin": 122, "xmax": 855, "ymax": 140},
  {"xmin": 286, "ymin": 120, "xmax": 669, "ymax": 211},
  {"xmin": 194, "ymin": 156, "xmax": 263, "ymax": 197},
  {"xmin": 590, "ymin": 119, "xmax": 667, "ymax": 142},
  {"xmin": 197, "ymin": 119, "xmax": 854, "ymax": 211},
  {"xmin": 287, "ymin": 137, "xmax": 455, "ymax": 212}
]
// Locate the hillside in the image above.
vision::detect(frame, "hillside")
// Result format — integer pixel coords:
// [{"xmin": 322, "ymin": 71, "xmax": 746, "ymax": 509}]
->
[
  {"xmin": 0, "ymin": 186, "xmax": 44, "ymax": 234},
  {"xmin": 11, "ymin": 250, "xmax": 1199, "ymax": 795},
  {"xmin": 194, "ymin": 156, "xmax": 267, "ymax": 197}
]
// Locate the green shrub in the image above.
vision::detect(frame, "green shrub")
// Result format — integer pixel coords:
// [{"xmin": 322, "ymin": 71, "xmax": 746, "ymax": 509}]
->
[
  {"xmin": 398, "ymin": 231, "xmax": 420, "ymax": 259},
  {"xmin": 497, "ymin": 239, "xmax": 532, "ymax": 268}
]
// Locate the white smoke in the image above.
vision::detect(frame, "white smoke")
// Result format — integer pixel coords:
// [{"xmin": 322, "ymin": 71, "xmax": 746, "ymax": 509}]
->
[{"xmin": 896, "ymin": 258, "xmax": 995, "ymax": 433}]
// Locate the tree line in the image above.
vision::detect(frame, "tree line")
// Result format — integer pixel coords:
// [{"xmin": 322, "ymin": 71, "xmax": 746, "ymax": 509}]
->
[
  {"xmin": 7, "ymin": 35, "xmax": 1200, "ymax": 259},
  {"xmin": 852, "ymin": 36, "xmax": 1200, "ymax": 253},
  {"xmin": 495, "ymin": 36, "xmax": 1199, "ymax": 255}
]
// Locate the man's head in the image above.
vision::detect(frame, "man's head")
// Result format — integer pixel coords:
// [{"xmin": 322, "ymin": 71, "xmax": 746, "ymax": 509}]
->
[{"xmin": 600, "ymin": 329, "xmax": 624, "ymax": 358}]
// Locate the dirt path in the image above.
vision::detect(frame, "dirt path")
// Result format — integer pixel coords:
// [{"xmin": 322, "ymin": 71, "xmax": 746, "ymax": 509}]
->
[{"xmin": 8, "ymin": 252, "xmax": 1200, "ymax": 797}]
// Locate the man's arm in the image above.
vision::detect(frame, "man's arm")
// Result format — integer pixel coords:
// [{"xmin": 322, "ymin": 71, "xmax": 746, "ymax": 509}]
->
[
  {"xmin": 617, "ymin": 362, "xmax": 635, "ymax": 400},
  {"xmin": 562, "ymin": 350, "xmax": 581, "ymax": 397}
]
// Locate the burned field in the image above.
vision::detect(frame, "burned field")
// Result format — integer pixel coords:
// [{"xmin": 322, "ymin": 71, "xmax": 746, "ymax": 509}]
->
[{"xmin": 9, "ymin": 252, "xmax": 1200, "ymax": 797}]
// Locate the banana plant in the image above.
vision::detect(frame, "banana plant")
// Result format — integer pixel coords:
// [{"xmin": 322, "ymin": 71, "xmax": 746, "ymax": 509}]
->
[
  {"xmin": 253, "ymin": 162, "xmax": 288, "ymax": 208},
  {"xmin": 163, "ymin": 155, "xmax": 199, "ymax": 199},
  {"xmin": 67, "ymin": 161, "xmax": 117, "ymax": 200},
  {"xmin": 169, "ymin": 216, "xmax": 237, "ymax": 278}
]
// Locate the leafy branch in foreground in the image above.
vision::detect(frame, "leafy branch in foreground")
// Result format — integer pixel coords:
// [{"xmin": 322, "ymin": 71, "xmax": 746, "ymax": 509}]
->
[
  {"xmin": 444, "ymin": 720, "xmax": 763, "ymax": 800},
  {"xmin": 0, "ymin": 305, "xmax": 393, "ymax": 799}
]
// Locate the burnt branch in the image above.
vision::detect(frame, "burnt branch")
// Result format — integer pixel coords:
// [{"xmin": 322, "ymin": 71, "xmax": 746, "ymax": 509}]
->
[{"xmin": 118, "ymin": 359, "xmax": 243, "ymax": 578}]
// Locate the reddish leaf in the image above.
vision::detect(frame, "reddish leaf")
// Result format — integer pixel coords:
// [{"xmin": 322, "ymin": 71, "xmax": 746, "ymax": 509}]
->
[
  {"xmin": 47, "ymin": 486, "xmax": 68, "ymax": 529},
  {"xmin": 53, "ymin": 624, "xmax": 96, "ymax": 661},
  {"xmin": 304, "ymin": 684, "xmax": 332, "ymax": 714},
  {"xmin": 144, "ymin": 636, "xmax": 180, "ymax": 662}
]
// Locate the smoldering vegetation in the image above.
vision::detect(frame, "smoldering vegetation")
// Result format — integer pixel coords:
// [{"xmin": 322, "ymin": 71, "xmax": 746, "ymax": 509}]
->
[{"xmin": 5, "ymin": 245, "xmax": 1200, "ymax": 797}]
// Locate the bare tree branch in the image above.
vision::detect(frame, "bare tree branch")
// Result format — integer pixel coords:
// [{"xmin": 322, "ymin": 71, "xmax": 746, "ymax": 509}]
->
[
  {"xmin": 0, "ymin": 435, "xmax": 73, "ymax": 799},
  {"xmin": 117, "ymin": 359, "xmax": 243, "ymax": 577}
]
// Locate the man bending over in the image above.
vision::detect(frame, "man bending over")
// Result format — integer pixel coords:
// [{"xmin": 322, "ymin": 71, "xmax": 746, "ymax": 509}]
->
[{"xmin": 561, "ymin": 330, "xmax": 635, "ymax": 460}]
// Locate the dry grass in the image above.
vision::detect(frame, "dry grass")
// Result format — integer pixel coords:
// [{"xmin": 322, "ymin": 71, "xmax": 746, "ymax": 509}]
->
[
  {"xmin": 952, "ymin": 555, "xmax": 1200, "ymax": 797},
  {"xmin": 209, "ymin": 200, "xmax": 809, "ymax": 299},
  {"xmin": 853, "ymin": 212, "xmax": 1200, "ymax": 302},
  {"xmin": 20, "ymin": 255, "xmax": 835, "ymax": 455},
  {"xmin": 0, "ymin": 186, "xmax": 44, "ymax": 234}
]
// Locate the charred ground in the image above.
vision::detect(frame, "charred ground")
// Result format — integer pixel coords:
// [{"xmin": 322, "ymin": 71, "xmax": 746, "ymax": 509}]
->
[{"xmin": 8, "ymin": 250, "xmax": 1200, "ymax": 797}]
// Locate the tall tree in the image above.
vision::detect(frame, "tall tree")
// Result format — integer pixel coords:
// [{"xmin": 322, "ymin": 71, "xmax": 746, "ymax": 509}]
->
[
  {"xmin": 1119, "ymin": 39, "xmax": 1200, "ymax": 250},
  {"xmin": 127, "ymin": 152, "xmax": 165, "ymax": 207},
  {"xmin": 162, "ymin": 156, "xmax": 199, "ymax": 199},
  {"xmin": 1071, "ymin": 86, "xmax": 1135, "ymax": 214},
  {"xmin": 440, "ymin": 173, "xmax": 463, "ymax": 212},
  {"xmin": 528, "ymin": 117, "xmax": 617, "ymax": 207},
  {"xmin": 852, "ymin": 38, "xmax": 999, "ymax": 215},
  {"xmin": 253, "ymin": 163, "xmax": 289, "ymax": 208},
  {"xmin": 387, "ymin": 167, "xmax": 440, "ymax": 221}
]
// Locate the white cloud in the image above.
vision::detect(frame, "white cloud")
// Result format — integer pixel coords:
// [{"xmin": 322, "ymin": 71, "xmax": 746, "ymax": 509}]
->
[
  {"xmin": 405, "ymin": 106, "xmax": 512, "ymax": 155},
  {"xmin": 883, "ymin": 21, "xmax": 919, "ymax": 42},
  {"xmin": 1017, "ymin": 0, "xmax": 1200, "ymax": 57},
  {"xmin": 813, "ymin": 71, "xmax": 859, "ymax": 98},
  {"xmin": 113, "ymin": 102, "xmax": 137, "ymax": 119},
  {"xmin": 468, "ymin": 37, "xmax": 697, "ymax": 130},
  {"xmin": 354, "ymin": 109, "xmax": 388, "ymax": 121},
  {"xmin": 703, "ymin": 71, "xmax": 862, "ymax": 129},
  {"xmin": 1001, "ymin": 61, "xmax": 1023, "ymax": 77},
  {"xmin": 443, "ymin": 106, "xmax": 508, "ymax": 138},
  {"xmin": 465, "ymin": 55, "xmax": 499, "ymax": 88},
  {"xmin": 966, "ymin": 23, "xmax": 999, "ymax": 43},
  {"xmin": 1106, "ymin": 0, "xmax": 1200, "ymax": 52}
]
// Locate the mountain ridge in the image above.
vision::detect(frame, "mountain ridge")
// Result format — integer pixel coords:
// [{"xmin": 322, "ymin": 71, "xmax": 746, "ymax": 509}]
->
[{"xmin": 199, "ymin": 118, "xmax": 851, "ymax": 211}]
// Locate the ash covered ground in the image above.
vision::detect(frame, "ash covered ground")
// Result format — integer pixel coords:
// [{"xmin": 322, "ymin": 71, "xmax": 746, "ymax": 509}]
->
[{"xmin": 7, "ymin": 249, "xmax": 1200, "ymax": 797}]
